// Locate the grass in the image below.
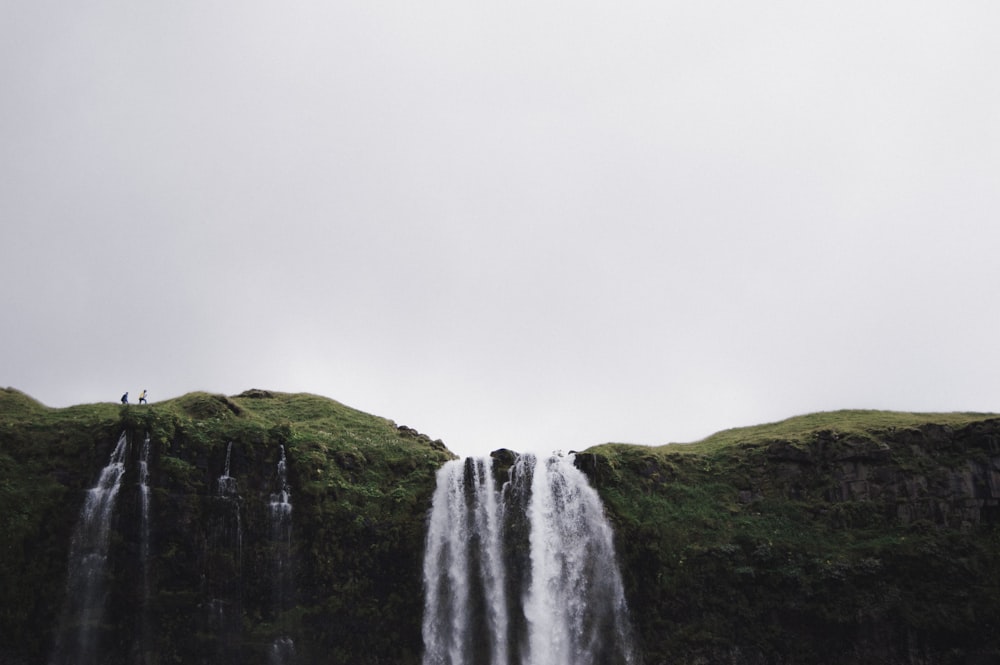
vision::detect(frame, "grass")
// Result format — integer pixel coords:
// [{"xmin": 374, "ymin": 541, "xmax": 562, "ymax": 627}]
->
[
  {"xmin": 0, "ymin": 386, "xmax": 452, "ymax": 519},
  {"xmin": 586, "ymin": 409, "xmax": 1000, "ymax": 476},
  {"xmin": 675, "ymin": 409, "xmax": 998, "ymax": 452}
]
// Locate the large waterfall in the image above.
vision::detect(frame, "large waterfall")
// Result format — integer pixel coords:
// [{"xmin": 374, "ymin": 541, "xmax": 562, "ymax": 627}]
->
[
  {"xmin": 422, "ymin": 453, "xmax": 637, "ymax": 665},
  {"xmin": 50, "ymin": 431, "xmax": 130, "ymax": 665}
]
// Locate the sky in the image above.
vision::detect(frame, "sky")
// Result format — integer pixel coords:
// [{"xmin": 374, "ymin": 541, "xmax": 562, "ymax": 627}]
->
[{"xmin": 2, "ymin": 1, "xmax": 999, "ymax": 458}]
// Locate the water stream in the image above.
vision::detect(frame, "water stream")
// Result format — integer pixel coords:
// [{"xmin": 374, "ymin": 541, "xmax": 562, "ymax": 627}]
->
[
  {"xmin": 422, "ymin": 453, "xmax": 636, "ymax": 665},
  {"xmin": 207, "ymin": 441, "xmax": 244, "ymax": 662},
  {"xmin": 50, "ymin": 431, "xmax": 130, "ymax": 665},
  {"xmin": 268, "ymin": 445, "xmax": 295, "ymax": 664}
]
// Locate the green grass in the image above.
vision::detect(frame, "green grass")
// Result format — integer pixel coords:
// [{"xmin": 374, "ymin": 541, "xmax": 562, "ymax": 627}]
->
[
  {"xmin": 0, "ymin": 386, "xmax": 452, "ymax": 514},
  {"xmin": 677, "ymin": 409, "xmax": 998, "ymax": 452},
  {"xmin": 587, "ymin": 409, "xmax": 1000, "ymax": 471}
]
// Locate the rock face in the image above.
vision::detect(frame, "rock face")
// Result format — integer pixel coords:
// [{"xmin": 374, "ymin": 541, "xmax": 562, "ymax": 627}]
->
[{"xmin": 760, "ymin": 424, "xmax": 1000, "ymax": 528}]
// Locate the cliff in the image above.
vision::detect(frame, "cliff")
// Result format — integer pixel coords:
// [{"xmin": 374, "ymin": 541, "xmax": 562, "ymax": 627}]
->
[
  {"xmin": 583, "ymin": 411, "xmax": 1000, "ymax": 664},
  {"xmin": 0, "ymin": 388, "xmax": 452, "ymax": 665},
  {"xmin": 1, "ymin": 389, "xmax": 999, "ymax": 664}
]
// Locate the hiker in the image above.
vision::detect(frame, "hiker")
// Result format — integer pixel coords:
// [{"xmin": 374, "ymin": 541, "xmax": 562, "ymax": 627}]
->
[
  {"xmin": 139, "ymin": 389, "xmax": 147, "ymax": 404},
  {"xmin": 121, "ymin": 392, "xmax": 129, "ymax": 405}
]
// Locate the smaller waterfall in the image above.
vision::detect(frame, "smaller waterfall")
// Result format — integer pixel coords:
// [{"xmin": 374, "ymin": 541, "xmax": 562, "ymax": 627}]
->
[
  {"xmin": 137, "ymin": 433, "xmax": 153, "ymax": 665},
  {"xmin": 50, "ymin": 432, "xmax": 130, "ymax": 665},
  {"xmin": 208, "ymin": 441, "xmax": 243, "ymax": 662},
  {"xmin": 139, "ymin": 433, "xmax": 152, "ymax": 599},
  {"xmin": 268, "ymin": 445, "xmax": 294, "ymax": 664},
  {"xmin": 269, "ymin": 445, "xmax": 293, "ymax": 562},
  {"xmin": 218, "ymin": 441, "xmax": 238, "ymax": 498},
  {"xmin": 217, "ymin": 441, "xmax": 242, "ymax": 562}
]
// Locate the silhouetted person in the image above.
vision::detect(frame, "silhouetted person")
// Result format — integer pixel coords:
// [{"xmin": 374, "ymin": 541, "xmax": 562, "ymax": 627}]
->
[
  {"xmin": 121, "ymin": 392, "xmax": 128, "ymax": 405},
  {"xmin": 139, "ymin": 389, "xmax": 147, "ymax": 404}
]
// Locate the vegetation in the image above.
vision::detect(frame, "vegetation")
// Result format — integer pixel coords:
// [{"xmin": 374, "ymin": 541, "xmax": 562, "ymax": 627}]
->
[{"xmin": 583, "ymin": 410, "xmax": 1000, "ymax": 664}]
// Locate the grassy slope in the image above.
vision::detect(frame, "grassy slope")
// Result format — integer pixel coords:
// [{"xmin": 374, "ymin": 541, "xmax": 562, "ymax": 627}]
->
[{"xmin": 679, "ymin": 409, "xmax": 999, "ymax": 451}]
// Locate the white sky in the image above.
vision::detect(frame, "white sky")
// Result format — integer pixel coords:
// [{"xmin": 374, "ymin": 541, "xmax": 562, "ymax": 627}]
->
[{"xmin": 2, "ymin": 1, "xmax": 999, "ymax": 458}]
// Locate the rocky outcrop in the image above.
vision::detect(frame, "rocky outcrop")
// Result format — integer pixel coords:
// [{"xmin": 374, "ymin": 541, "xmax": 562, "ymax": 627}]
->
[{"xmin": 754, "ymin": 423, "xmax": 1000, "ymax": 528}]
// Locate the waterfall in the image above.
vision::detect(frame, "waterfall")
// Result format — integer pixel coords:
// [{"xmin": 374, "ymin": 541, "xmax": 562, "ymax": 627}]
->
[
  {"xmin": 219, "ymin": 441, "xmax": 238, "ymax": 498},
  {"xmin": 422, "ymin": 457, "xmax": 509, "ymax": 665},
  {"xmin": 217, "ymin": 441, "xmax": 242, "ymax": 566},
  {"xmin": 422, "ymin": 453, "xmax": 637, "ymax": 665},
  {"xmin": 137, "ymin": 432, "xmax": 152, "ymax": 665},
  {"xmin": 208, "ymin": 441, "xmax": 243, "ymax": 662},
  {"xmin": 268, "ymin": 445, "xmax": 295, "ymax": 664},
  {"xmin": 139, "ymin": 433, "xmax": 151, "ymax": 601},
  {"xmin": 269, "ymin": 445, "xmax": 293, "ymax": 593},
  {"xmin": 50, "ymin": 431, "xmax": 130, "ymax": 665}
]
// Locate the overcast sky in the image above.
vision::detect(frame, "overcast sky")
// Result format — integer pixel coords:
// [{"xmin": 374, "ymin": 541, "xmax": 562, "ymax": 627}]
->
[{"xmin": 2, "ymin": 1, "xmax": 999, "ymax": 458}]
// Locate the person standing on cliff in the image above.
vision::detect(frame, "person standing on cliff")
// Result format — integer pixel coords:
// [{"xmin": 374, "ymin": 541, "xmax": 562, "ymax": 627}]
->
[
  {"xmin": 121, "ymin": 392, "xmax": 128, "ymax": 405},
  {"xmin": 139, "ymin": 389, "xmax": 147, "ymax": 404}
]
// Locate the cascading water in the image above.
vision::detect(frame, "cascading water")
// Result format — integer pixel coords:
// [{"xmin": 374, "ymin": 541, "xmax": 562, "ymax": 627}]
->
[
  {"xmin": 50, "ymin": 431, "xmax": 130, "ymax": 665},
  {"xmin": 137, "ymin": 432, "xmax": 153, "ymax": 665},
  {"xmin": 422, "ymin": 453, "xmax": 637, "ymax": 665},
  {"xmin": 219, "ymin": 441, "xmax": 238, "ymax": 498},
  {"xmin": 139, "ymin": 433, "xmax": 152, "ymax": 600},
  {"xmin": 208, "ymin": 441, "xmax": 244, "ymax": 662},
  {"xmin": 268, "ymin": 445, "xmax": 295, "ymax": 664},
  {"xmin": 422, "ymin": 457, "xmax": 508, "ymax": 665},
  {"xmin": 218, "ymin": 441, "xmax": 242, "ymax": 565}
]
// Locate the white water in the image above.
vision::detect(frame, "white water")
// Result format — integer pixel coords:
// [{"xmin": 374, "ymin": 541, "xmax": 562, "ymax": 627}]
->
[
  {"xmin": 50, "ymin": 431, "xmax": 130, "ymax": 665},
  {"xmin": 139, "ymin": 433, "xmax": 151, "ymax": 599},
  {"xmin": 270, "ymin": 636, "xmax": 296, "ymax": 665},
  {"xmin": 219, "ymin": 441, "xmax": 238, "ymax": 497},
  {"xmin": 270, "ymin": 445, "xmax": 292, "ymax": 525},
  {"xmin": 422, "ymin": 458, "xmax": 509, "ymax": 665},
  {"xmin": 218, "ymin": 441, "xmax": 243, "ymax": 569},
  {"xmin": 422, "ymin": 453, "xmax": 636, "ymax": 665},
  {"xmin": 137, "ymin": 432, "xmax": 153, "ymax": 665},
  {"xmin": 268, "ymin": 445, "xmax": 294, "ymax": 664},
  {"xmin": 203, "ymin": 440, "xmax": 245, "ymax": 662}
]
